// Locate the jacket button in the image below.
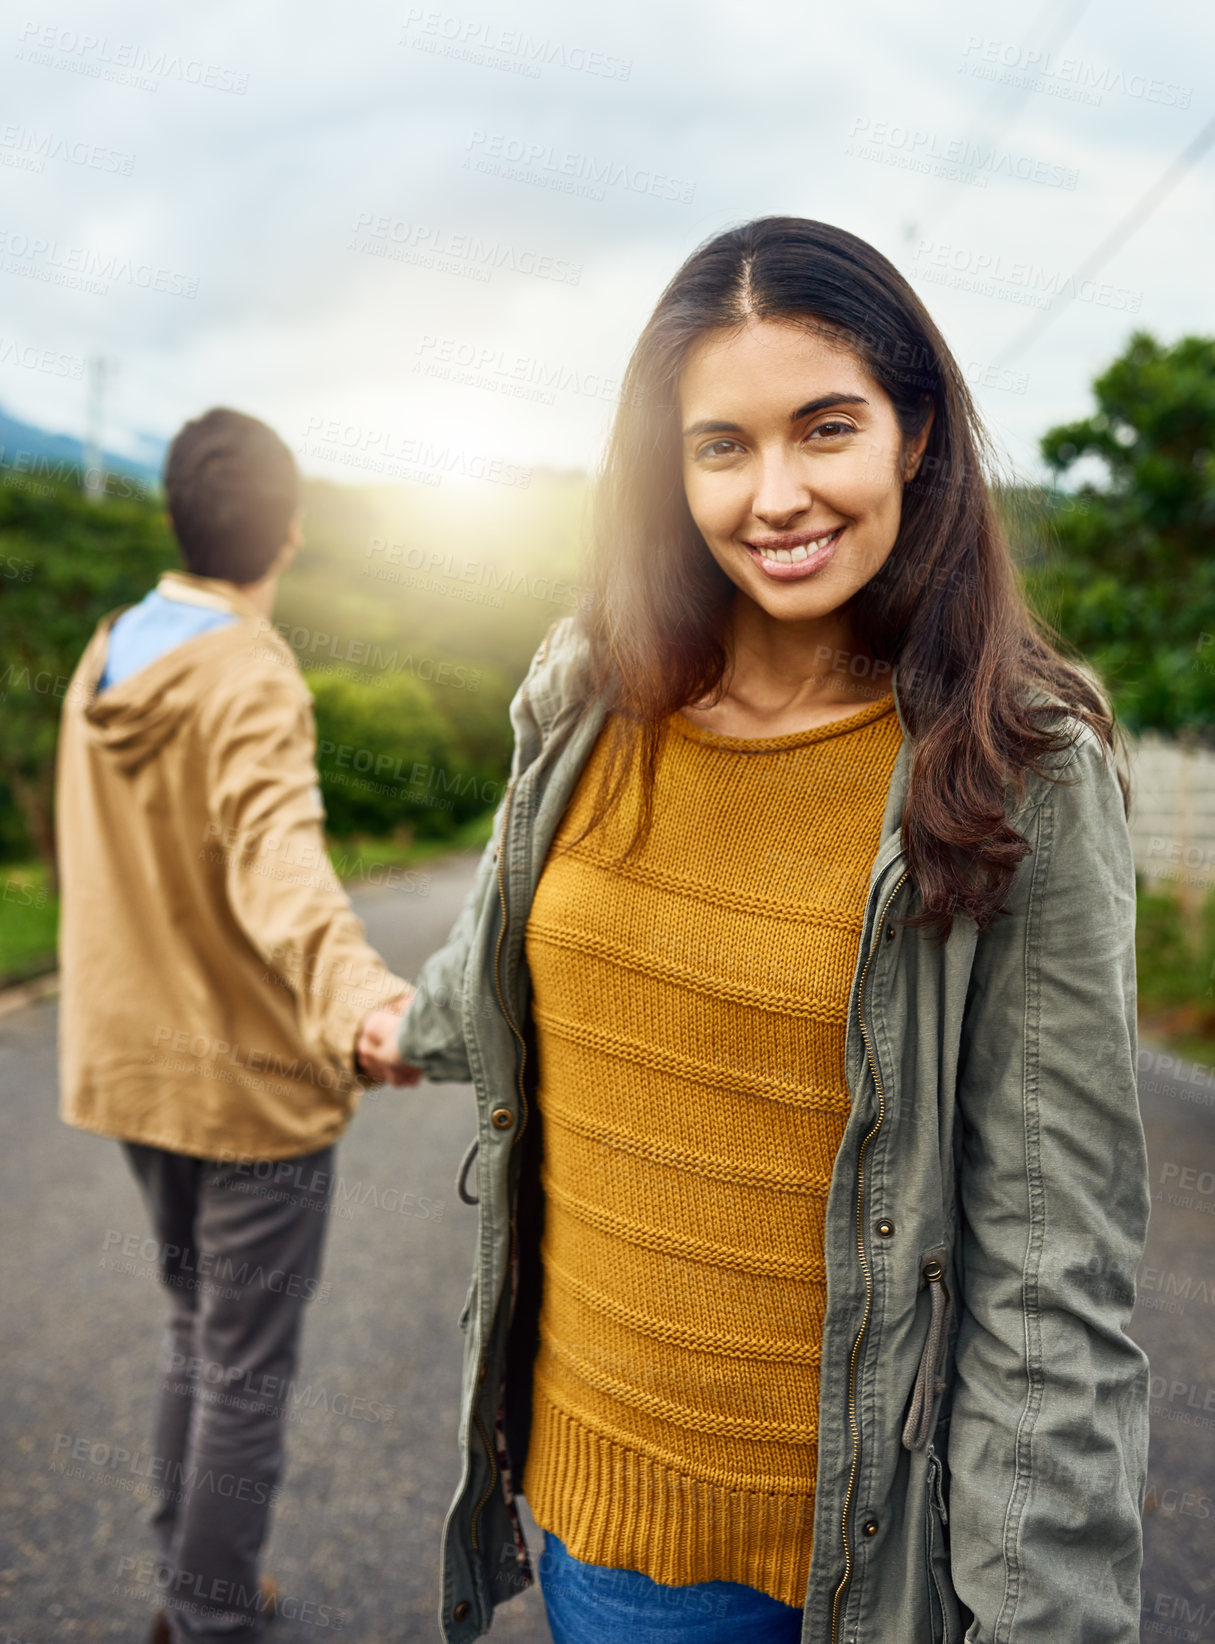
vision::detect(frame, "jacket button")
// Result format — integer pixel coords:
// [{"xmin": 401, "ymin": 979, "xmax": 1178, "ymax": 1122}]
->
[
  {"xmin": 875, "ymin": 1219, "xmax": 895, "ymax": 1238},
  {"xmin": 862, "ymin": 1516, "xmax": 879, "ymax": 1537},
  {"xmin": 453, "ymin": 1599, "xmax": 471, "ymax": 1621},
  {"xmin": 884, "ymin": 923, "xmax": 896, "ymax": 942},
  {"xmin": 491, "ymin": 1107, "xmax": 514, "ymax": 1130}
]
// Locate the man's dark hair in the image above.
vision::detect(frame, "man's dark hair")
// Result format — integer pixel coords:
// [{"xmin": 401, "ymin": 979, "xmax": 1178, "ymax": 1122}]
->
[{"xmin": 163, "ymin": 407, "xmax": 299, "ymax": 583}]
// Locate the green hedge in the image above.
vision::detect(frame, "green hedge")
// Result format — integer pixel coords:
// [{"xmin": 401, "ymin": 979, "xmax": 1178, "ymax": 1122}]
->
[{"xmin": 307, "ymin": 668, "xmax": 511, "ymax": 840}]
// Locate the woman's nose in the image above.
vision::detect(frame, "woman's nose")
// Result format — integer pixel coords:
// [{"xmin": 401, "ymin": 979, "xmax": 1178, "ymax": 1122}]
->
[{"xmin": 750, "ymin": 450, "xmax": 812, "ymax": 525}]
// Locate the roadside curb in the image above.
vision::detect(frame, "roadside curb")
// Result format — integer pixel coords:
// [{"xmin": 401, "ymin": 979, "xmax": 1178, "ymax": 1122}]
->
[{"xmin": 0, "ymin": 970, "xmax": 59, "ymax": 1018}]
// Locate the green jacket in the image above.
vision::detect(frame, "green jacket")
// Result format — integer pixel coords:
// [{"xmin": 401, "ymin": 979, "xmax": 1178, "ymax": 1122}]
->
[{"xmin": 398, "ymin": 614, "xmax": 1150, "ymax": 1644}]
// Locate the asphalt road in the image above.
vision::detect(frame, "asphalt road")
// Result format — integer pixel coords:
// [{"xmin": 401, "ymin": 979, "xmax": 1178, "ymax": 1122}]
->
[
  {"xmin": 1, "ymin": 853, "xmax": 1211, "ymax": 1643},
  {"xmin": 0, "ymin": 854, "xmax": 551, "ymax": 1644}
]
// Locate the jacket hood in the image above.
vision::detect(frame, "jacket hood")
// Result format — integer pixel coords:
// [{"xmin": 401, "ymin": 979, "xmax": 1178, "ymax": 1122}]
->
[{"xmin": 74, "ymin": 574, "xmax": 273, "ymax": 775}]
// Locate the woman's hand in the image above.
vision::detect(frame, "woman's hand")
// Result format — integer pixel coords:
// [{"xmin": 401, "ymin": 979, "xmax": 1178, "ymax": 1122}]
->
[{"xmin": 356, "ymin": 989, "xmax": 423, "ymax": 1086}]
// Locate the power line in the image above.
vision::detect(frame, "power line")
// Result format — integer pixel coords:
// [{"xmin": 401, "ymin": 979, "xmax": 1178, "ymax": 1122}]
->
[
  {"xmin": 900, "ymin": 0, "xmax": 1091, "ymax": 246},
  {"xmin": 992, "ymin": 109, "xmax": 1215, "ymax": 367}
]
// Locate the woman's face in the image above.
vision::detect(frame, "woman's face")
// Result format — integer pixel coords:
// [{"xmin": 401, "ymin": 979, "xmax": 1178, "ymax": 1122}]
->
[{"xmin": 678, "ymin": 318, "xmax": 932, "ymax": 627}]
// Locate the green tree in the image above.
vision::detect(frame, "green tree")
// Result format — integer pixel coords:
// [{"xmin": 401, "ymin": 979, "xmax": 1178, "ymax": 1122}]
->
[
  {"xmin": 1033, "ymin": 331, "xmax": 1215, "ymax": 738},
  {"xmin": 0, "ymin": 468, "xmax": 533, "ymax": 875},
  {"xmin": 0, "ymin": 475, "xmax": 175, "ymax": 880},
  {"xmin": 307, "ymin": 670, "xmax": 486, "ymax": 840}
]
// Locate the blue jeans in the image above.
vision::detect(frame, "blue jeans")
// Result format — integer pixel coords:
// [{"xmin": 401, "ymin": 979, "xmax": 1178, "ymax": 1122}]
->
[{"xmin": 538, "ymin": 1530, "xmax": 805, "ymax": 1643}]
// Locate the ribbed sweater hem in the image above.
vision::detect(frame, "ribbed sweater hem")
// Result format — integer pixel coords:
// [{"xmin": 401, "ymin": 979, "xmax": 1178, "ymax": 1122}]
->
[{"xmin": 522, "ymin": 1387, "xmax": 813, "ymax": 1611}]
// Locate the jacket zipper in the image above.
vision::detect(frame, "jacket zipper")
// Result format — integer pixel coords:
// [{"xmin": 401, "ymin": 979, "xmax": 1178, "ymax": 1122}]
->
[
  {"xmin": 830, "ymin": 866, "xmax": 910, "ymax": 1644},
  {"xmin": 468, "ymin": 769, "xmax": 528, "ymax": 1554}
]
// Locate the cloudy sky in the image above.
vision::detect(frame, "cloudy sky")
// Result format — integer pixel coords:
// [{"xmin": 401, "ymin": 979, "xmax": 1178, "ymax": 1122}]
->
[{"xmin": 1, "ymin": 0, "xmax": 1211, "ymax": 490}]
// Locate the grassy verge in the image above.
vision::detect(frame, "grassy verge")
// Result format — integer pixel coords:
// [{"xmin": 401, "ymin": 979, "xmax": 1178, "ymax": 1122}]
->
[
  {"xmin": 0, "ymin": 815, "xmax": 498, "ymax": 991},
  {"xmin": 8, "ymin": 844, "xmax": 1211, "ymax": 1068},
  {"xmin": 324, "ymin": 811, "xmax": 494, "ymax": 883},
  {"xmin": 0, "ymin": 862, "xmax": 57, "ymax": 988},
  {"xmin": 1134, "ymin": 881, "xmax": 1215, "ymax": 1070}
]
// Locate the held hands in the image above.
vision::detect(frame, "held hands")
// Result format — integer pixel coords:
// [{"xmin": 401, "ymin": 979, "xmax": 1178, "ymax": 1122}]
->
[{"xmin": 356, "ymin": 988, "xmax": 423, "ymax": 1088}]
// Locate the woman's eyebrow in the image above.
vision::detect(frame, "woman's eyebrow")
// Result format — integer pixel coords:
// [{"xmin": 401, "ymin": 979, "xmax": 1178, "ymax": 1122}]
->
[
  {"xmin": 681, "ymin": 393, "xmax": 869, "ymax": 439},
  {"xmin": 790, "ymin": 392, "xmax": 868, "ymax": 420},
  {"xmin": 682, "ymin": 418, "xmax": 743, "ymax": 438}
]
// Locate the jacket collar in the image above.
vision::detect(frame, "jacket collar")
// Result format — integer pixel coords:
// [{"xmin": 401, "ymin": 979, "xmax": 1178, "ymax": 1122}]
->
[
  {"xmin": 157, "ymin": 569, "xmax": 267, "ymax": 623},
  {"xmin": 526, "ymin": 618, "xmax": 1078, "ymax": 940},
  {"xmin": 534, "ymin": 621, "xmax": 915, "ymax": 745},
  {"xmin": 879, "ymin": 667, "xmax": 913, "ymax": 861},
  {"xmin": 530, "ymin": 620, "xmax": 918, "ymax": 879},
  {"xmin": 890, "ymin": 661, "xmax": 911, "ymax": 742}
]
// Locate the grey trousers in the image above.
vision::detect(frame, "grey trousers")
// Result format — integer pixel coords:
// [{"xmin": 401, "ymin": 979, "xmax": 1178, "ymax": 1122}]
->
[{"xmin": 122, "ymin": 1140, "xmax": 335, "ymax": 1642}]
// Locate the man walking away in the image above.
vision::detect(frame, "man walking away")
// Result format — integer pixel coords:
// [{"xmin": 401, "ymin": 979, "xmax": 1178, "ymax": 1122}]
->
[{"xmin": 55, "ymin": 407, "xmax": 416, "ymax": 1643}]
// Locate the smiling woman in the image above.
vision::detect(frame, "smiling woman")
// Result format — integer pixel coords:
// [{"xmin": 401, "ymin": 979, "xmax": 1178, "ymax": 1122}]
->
[
  {"xmin": 394, "ymin": 217, "xmax": 1150, "ymax": 1644},
  {"xmin": 570, "ymin": 215, "xmax": 1122, "ymax": 937}
]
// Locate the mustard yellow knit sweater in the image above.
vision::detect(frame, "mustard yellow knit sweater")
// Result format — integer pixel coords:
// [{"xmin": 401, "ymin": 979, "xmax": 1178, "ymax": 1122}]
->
[{"xmin": 521, "ymin": 689, "xmax": 903, "ymax": 1609}]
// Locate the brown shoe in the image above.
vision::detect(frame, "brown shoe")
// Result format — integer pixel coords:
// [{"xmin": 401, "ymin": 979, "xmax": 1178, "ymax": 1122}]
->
[{"xmin": 147, "ymin": 1577, "xmax": 278, "ymax": 1641}]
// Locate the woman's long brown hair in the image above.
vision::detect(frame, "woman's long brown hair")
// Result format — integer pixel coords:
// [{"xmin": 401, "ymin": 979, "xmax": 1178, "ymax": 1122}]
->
[{"xmin": 562, "ymin": 216, "xmax": 1129, "ymax": 944}]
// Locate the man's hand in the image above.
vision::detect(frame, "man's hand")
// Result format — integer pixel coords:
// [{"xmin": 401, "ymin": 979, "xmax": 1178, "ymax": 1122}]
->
[{"xmin": 356, "ymin": 989, "xmax": 423, "ymax": 1087}]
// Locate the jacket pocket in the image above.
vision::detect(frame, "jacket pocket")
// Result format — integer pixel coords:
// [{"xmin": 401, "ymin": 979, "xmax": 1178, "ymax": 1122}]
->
[{"xmin": 924, "ymin": 1442, "xmax": 961, "ymax": 1644}]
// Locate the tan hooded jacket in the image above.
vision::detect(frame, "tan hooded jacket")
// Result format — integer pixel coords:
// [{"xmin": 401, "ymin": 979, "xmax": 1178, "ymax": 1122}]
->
[{"xmin": 55, "ymin": 570, "xmax": 410, "ymax": 1161}]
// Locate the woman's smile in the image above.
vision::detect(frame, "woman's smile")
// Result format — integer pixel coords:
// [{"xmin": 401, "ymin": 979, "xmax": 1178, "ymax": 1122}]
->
[{"xmin": 744, "ymin": 523, "xmax": 844, "ymax": 580}]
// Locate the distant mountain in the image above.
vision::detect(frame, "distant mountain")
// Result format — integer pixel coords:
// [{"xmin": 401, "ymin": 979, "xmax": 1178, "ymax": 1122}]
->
[{"xmin": 0, "ymin": 403, "xmax": 163, "ymax": 489}]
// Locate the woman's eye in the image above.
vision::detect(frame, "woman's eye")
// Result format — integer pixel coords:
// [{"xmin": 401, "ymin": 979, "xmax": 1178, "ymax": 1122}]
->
[
  {"xmin": 808, "ymin": 420, "xmax": 853, "ymax": 440},
  {"xmin": 699, "ymin": 439, "xmax": 741, "ymax": 459}
]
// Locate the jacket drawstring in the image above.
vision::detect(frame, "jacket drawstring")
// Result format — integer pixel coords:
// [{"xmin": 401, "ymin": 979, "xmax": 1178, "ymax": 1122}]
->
[
  {"xmin": 456, "ymin": 1134, "xmax": 480, "ymax": 1204},
  {"xmin": 902, "ymin": 1261, "xmax": 951, "ymax": 1451}
]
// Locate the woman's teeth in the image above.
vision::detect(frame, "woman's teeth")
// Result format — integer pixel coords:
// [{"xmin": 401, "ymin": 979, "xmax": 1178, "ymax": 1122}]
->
[{"xmin": 755, "ymin": 529, "xmax": 838, "ymax": 564}]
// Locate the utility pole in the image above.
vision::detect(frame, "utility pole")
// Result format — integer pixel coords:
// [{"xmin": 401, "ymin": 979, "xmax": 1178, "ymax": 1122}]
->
[{"xmin": 83, "ymin": 355, "xmax": 108, "ymax": 502}]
